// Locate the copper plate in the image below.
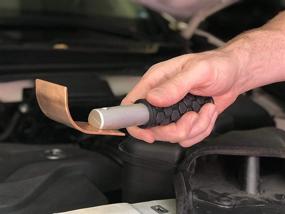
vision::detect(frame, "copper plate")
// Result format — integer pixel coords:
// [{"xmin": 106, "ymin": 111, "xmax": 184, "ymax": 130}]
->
[{"xmin": 35, "ymin": 79, "xmax": 125, "ymax": 136}]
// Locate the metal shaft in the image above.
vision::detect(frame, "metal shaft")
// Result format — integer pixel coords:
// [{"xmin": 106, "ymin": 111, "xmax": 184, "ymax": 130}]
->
[
  {"xmin": 245, "ymin": 156, "xmax": 260, "ymax": 195},
  {"xmin": 88, "ymin": 103, "xmax": 150, "ymax": 130}
]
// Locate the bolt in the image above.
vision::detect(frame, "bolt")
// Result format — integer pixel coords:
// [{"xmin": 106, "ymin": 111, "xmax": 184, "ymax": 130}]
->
[
  {"xmin": 45, "ymin": 148, "xmax": 66, "ymax": 160},
  {"xmin": 19, "ymin": 103, "xmax": 29, "ymax": 114}
]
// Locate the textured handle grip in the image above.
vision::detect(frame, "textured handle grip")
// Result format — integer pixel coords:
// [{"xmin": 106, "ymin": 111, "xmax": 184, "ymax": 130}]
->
[{"xmin": 136, "ymin": 93, "xmax": 213, "ymax": 128}]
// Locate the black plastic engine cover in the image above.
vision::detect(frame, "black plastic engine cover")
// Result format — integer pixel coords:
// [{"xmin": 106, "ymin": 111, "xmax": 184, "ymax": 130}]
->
[
  {"xmin": 175, "ymin": 128, "xmax": 285, "ymax": 214},
  {"xmin": 215, "ymin": 95, "xmax": 275, "ymax": 134},
  {"xmin": 119, "ymin": 137, "xmax": 183, "ymax": 203},
  {"xmin": 0, "ymin": 143, "xmax": 121, "ymax": 214}
]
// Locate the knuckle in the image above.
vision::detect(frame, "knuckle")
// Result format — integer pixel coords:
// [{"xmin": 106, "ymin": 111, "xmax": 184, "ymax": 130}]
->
[
  {"xmin": 148, "ymin": 62, "xmax": 163, "ymax": 73},
  {"xmin": 197, "ymin": 59, "xmax": 211, "ymax": 71},
  {"xmin": 169, "ymin": 139, "xmax": 178, "ymax": 144},
  {"xmin": 205, "ymin": 121, "xmax": 216, "ymax": 136},
  {"xmin": 121, "ymin": 97, "xmax": 129, "ymax": 105},
  {"xmin": 196, "ymin": 120, "xmax": 209, "ymax": 133},
  {"xmin": 127, "ymin": 127, "xmax": 145, "ymax": 140},
  {"xmin": 174, "ymin": 73, "xmax": 187, "ymax": 87},
  {"xmin": 177, "ymin": 128, "xmax": 188, "ymax": 141},
  {"xmin": 141, "ymin": 62, "xmax": 164, "ymax": 80},
  {"xmin": 180, "ymin": 141, "xmax": 191, "ymax": 148},
  {"xmin": 195, "ymin": 60, "xmax": 214, "ymax": 82},
  {"xmin": 167, "ymin": 80, "xmax": 182, "ymax": 97},
  {"xmin": 204, "ymin": 127, "xmax": 213, "ymax": 137}
]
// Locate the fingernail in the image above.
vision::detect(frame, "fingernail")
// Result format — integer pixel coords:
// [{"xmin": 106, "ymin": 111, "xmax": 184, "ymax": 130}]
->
[
  {"xmin": 188, "ymin": 114, "xmax": 199, "ymax": 135},
  {"xmin": 213, "ymin": 111, "xmax": 219, "ymax": 120},
  {"xmin": 142, "ymin": 131, "xmax": 155, "ymax": 143},
  {"xmin": 144, "ymin": 136, "xmax": 155, "ymax": 143},
  {"xmin": 192, "ymin": 114, "xmax": 199, "ymax": 125},
  {"xmin": 121, "ymin": 98, "xmax": 127, "ymax": 105}
]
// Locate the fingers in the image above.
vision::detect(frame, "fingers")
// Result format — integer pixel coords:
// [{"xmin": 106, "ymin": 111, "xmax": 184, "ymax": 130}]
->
[
  {"xmin": 185, "ymin": 103, "xmax": 217, "ymax": 138},
  {"xmin": 121, "ymin": 63, "xmax": 163, "ymax": 105},
  {"xmin": 126, "ymin": 103, "xmax": 217, "ymax": 146},
  {"xmin": 126, "ymin": 126, "xmax": 155, "ymax": 143},
  {"xmin": 147, "ymin": 73, "xmax": 189, "ymax": 107},
  {"xmin": 149, "ymin": 112, "xmax": 199, "ymax": 143},
  {"xmin": 149, "ymin": 103, "xmax": 216, "ymax": 142},
  {"xmin": 179, "ymin": 110, "xmax": 218, "ymax": 147},
  {"xmin": 125, "ymin": 111, "xmax": 198, "ymax": 144}
]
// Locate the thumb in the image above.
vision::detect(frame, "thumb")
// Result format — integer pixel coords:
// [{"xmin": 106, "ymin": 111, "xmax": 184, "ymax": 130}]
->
[
  {"xmin": 147, "ymin": 75, "xmax": 188, "ymax": 107},
  {"xmin": 146, "ymin": 63, "xmax": 209, "ymax": 107}
]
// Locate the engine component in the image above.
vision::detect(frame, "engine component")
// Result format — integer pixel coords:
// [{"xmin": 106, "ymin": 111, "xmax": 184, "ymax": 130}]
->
[
  {"xmin": 58, "ymin": 199, "xmax": 176, "ymax": 214},
  {"xmin": 0, "ymin": 143, "xmax": 122, "ymax": 214},
  {"xmin": 119, "ymin": 137, "xmax": 183, "ymax": 203},
  {"xmin": 245, "ymin": 156, "xmax": 260, "ymax": 195},
  {"xmin": 175, "ymin": 128, "xmax": 285, "ymax": 214}
]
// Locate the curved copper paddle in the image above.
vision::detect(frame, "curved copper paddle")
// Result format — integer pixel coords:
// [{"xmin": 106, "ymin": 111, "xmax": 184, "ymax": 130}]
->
[{"xmin": 35, "ymin": 79, "xmax": 125, "ymax": 136}]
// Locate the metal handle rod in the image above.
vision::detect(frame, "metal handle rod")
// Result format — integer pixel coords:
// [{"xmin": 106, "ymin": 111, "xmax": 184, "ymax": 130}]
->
[{"xmin": 88, "ymin": 103, "xmax": 150, "ymax": 130}]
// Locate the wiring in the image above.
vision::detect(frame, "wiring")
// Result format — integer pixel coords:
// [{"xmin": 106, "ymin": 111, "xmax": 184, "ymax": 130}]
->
[
  {"xmin": 182, "ymin": 0, "xmax": 239, "ymax": 39},
  {"xmin": 194, "ymin": 29, "xmax": 225, "ymax": 47},
  {"xmin": 0, "ymin": 111, "xmax": 20, "ymax": 141},
  {"xmin": 162, "ymin": 13, "xmax": 226, "ymax": 48}
]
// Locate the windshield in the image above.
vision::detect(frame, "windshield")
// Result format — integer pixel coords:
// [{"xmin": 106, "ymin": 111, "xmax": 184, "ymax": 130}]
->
[{"xmin": 0, "ymin": 0, "xmax": 149, "ymax": 20}]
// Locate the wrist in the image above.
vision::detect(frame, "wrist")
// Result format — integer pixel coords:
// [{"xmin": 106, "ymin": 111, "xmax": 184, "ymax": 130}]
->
[
  {"xmin": 220, "ymin": 31, "xmax": 252, "ymax": 95},
  {"xmin": 222, "ymin": 27, "xmax": 285, "ymax": 94}
]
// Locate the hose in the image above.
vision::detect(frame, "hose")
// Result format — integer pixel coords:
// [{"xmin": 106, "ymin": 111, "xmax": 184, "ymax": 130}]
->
[{"xmin": 0, "ymin": 111, "xmax": 21, "ymax": 141}]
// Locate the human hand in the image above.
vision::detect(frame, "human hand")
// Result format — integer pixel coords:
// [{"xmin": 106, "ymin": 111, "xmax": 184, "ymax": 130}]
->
[{"xmin": 122, "ymin": 50, "xmax": 245, "ymax": 147}]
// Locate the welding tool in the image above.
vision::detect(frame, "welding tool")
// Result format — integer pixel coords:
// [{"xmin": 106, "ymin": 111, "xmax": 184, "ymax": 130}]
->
[{"xmin": 88, "ymin": 93, "xmax": 213, "ymax": 130}]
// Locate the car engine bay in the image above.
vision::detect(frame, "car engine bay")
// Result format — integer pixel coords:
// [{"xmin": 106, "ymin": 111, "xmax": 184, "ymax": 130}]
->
[{"xmin": 0, "ymin": 0, "xmax": 285, "ymax": 213}]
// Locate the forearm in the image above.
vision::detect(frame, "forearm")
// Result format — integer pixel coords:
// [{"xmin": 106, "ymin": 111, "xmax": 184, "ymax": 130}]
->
[{"xmin": 222, "ymin": 11, "xmax": 285, "ymax": 94}]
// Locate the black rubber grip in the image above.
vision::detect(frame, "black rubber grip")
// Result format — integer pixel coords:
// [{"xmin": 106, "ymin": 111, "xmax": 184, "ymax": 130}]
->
[{"xmin": 136, "ymin": 93, "xmax": 213, "ymax": 128}]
